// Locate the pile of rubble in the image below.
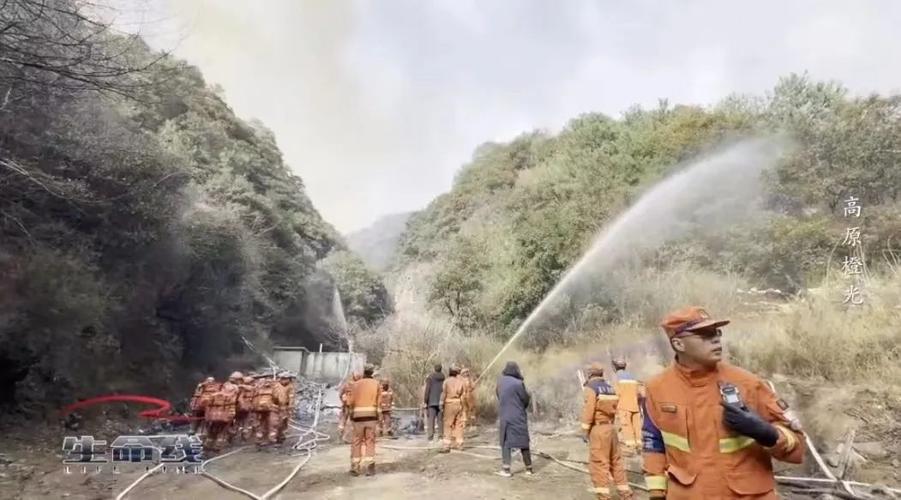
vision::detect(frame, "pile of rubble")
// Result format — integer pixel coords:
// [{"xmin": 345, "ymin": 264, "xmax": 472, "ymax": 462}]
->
[{"xmin": 293, "ymin": 376, "xmax": 340, "ymax": 425}]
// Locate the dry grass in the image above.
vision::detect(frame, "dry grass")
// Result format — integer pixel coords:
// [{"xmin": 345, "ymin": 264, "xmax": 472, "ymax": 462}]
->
[
  {"xmin": 727, "ymin": 275, "xmax": 901, "ymax": 384},
  {"xmin": 363, "ymin": 264, "xmax": 900, "ymax": 422},
  {"xmin": 606, "ymin": 263, "xmax": 748, "ymax": 326}
]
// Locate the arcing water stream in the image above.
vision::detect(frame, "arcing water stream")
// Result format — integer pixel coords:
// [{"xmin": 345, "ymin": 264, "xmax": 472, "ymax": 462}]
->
[{"xmin": 476, "ymin": 137, "xmax": 792, "ymax": 382}]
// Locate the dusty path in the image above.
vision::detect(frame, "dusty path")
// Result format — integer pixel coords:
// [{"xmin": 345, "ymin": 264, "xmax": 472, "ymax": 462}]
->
[
  {"xmin": 5, "ymin": 425, "xmax": 650, "ymax": 499},
  {"xmin": 6, "ymin": 419, "xmax": 888, "ymax": 499}
]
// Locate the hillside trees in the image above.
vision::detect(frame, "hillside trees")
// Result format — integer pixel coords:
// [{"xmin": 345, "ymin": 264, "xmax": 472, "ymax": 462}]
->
[
  {"xmin": 0, "ymin": 0, "xmax": 388, "ymax": 414},
  {"xmin": 400, "ymin": 74, "xmax": 901, "ymax": 336}
]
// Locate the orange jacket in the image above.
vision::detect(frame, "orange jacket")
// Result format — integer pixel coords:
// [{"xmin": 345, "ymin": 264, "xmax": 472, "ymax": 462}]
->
[
  {"xmin": 379, "ymin": 388, "xmax": 394, "ymax": 411},
  {"xmin": 614, "ymin": 371, "xmax": 643, "ymax": 413},
  {"xmin": 462, "ymin": 376, "xmax": 476, "ymax": 411},
  {"xmin": 580, "ymin": 376, "xmax": 619, "ymax": 430},
  {"xmin": 340, "ymin": 379, "xmax": 355, "ymax": 405},
  {"xmin": 642, "ymin": 362, "xmax": 805, "ymax": 499},
  {"xmin": 442, "ymin": 375, "xmax": 466, "ymax": 406},
  {"xmin": 278, "ymin": 381, "xmax": 295, "ymax": 413},
  {"xmin": 236, "ymin": 383, "xmax": 255, "ymax": 412},
  {"xmin": 205, "ymin": 381, "xmax": 239, "ymax": 423},
  {"xmin": 252, "ymin": 379, "xmax": 279, "ymax": 412},
  {"xmin": 349, "ymin": 377, "xmax": 381, "ymax": 421}
]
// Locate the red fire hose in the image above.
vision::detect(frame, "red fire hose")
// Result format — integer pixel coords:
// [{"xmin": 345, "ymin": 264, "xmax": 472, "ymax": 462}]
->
[{"xmin": 61, "ymin": 395, "xmax": 196, "ymax": 423}]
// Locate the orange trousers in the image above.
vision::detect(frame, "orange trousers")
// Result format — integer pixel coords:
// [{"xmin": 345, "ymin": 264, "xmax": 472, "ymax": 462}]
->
[
  {"xmin": 254, "ymin": 410, "xmax": 281, "ymax": 445},
  {"xmin": 617, "ymin": 410, "xmax": 642, "ymax": 449},
  {"xmin": 203, "ymin": 421, "xmax": 229, "ymax": 452},
  {"xmin": 442, "ymin": 402, "xmax": 465, "ymax": 450},
  {"xmin": 351, "ymin": 420, "xmax": 377, "ymax": 472},
  {"xmin": 588, "ymin": 423, "xmax": 632, "ymax": 500},
  {"xmin": 378, "ymin": 411, "xmax": 393, "ymax": 436},
  {"xmin": 230, "ymin": 411, "xmax": 253, "ymax": 442}
]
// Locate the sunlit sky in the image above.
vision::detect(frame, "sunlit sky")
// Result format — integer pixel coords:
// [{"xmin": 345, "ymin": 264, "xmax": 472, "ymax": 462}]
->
[{"xmin": 109, "ymin": 0, "xmax": 901, "ymax": 233}]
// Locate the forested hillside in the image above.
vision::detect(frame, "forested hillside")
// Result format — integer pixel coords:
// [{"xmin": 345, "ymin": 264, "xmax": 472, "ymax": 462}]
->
[
  {"xmin": 397, "ymin": 75, "xmax": 901, "ymax": 335},
  {"xmin": 0, "ymin": 0, "xmax": 388, "ymax": 415}
]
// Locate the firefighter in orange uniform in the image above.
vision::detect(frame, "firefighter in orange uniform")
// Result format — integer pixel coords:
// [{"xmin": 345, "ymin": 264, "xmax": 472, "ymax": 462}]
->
[
  {"xmin": 204, "ymin": 372, "xmax": 241, "ymax": 453},
  {"xmin": 232, "ymin": 375, "xmax": 256, "ymax": 443},
  {"xmin": 190, "ymin": 376, "xmax": 219, "ymax": 436},
  {"xmin": 349, "ymin": 364, "xmax": 381, "ymax": 476},
  {"xmin": 378, "ymin": 377, "xmax": 394, "ymax": 437},
  {"xmin": 642, "ymin": 306, "xmax": 805, "ymax": 499},
  {"xmin": 275, "ymin": 372, "xmax": 296, "ymax": 443},
  {"xmin": 252, "ymin": 375, "xmax": 283, "ymax": 446},
  {"xmin": 460, "ymin": 367, "xmax": 477, "ymax": 428},
  {"xmin": 612, "ymin": 357, "xmax": 644, "ymax": 452},
  {"xmin": 440, "ymin": 365, "xmax": 467, "ymax": 452},
  {"xmin": 581, "ymin": 362, "xmax": 633, "ymax": 500},
  {"xmin": 339, "ymin": 372, "xmax": 360, "ymax": 443}
]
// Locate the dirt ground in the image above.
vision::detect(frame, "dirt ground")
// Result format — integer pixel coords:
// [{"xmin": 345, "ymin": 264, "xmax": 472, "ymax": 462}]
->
[
  {"xmin": 1, "ymin": 421, "xmax": 651, "ymax": 500},
  {"xmin": 1, "ymin": 391, "xmax": 898, "ymax": 500}
]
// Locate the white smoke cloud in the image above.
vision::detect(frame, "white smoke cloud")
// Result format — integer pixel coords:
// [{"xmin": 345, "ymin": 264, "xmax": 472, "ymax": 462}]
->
[{"xmin": 108, "ymin": 0, "xmax": 901, "ymax": 233}]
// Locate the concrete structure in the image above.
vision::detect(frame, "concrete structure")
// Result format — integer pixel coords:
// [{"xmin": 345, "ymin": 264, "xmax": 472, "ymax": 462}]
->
[{"xmin": 273, "ymin": 346, "xmax": 366, "ymax": 382}]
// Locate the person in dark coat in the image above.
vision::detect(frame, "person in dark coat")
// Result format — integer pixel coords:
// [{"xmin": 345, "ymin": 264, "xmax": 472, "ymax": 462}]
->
[
  {"xmin": 495, "ymin": 361, "xmax": 533, "ymax": 477},
  {"xmin": 423, "ymin": 364, "xmax": 445, "ymax": 441}
]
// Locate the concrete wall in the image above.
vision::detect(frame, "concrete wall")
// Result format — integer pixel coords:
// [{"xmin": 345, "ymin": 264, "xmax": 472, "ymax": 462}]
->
[
  {"xmin": 272, "ymin": 349, "xmax": 304, "ymax": 374},
  {"xmin": 272, "ymin": 348, "xmax": 366, "ymax": 382},
  {"xmin": 301, "ymin": 352, "xmax": 366, "ymax": 381}
]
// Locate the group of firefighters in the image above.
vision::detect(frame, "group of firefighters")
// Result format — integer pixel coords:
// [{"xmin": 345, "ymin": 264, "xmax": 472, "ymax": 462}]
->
[
  {"xmin": 188, "ymin": 370, "xmax": 297, "ymax": 453},
  {"xmin": 184, "ymin": 304, "xmax": 807, "ymax": 499},
  {"xmin": 332, "ymin": 305, "xmax": 808, "ymax": 500},
  {"xmin": 578, "ymin": 306, "xmax": 806, "ymax": 499},
  {"xmin": 335, "ymin": 363, "xmax": 477, "ymax": 476}
]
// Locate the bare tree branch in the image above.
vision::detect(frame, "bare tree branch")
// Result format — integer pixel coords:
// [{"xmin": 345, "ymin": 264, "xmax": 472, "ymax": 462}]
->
[{"xmin": 0, "ymin": 0, "xmax": 170, "ymax": 100}]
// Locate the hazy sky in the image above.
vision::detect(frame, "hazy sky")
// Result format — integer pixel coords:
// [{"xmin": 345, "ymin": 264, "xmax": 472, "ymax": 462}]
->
[{"xmin": 110, "ymin": 0, "xmax": 901, "ymax": 233}]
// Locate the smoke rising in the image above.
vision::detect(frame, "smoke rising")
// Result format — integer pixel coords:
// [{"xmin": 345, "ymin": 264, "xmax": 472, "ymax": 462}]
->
[{"xmin": 107, "ymin": 0, "xmax": 901, "ymax": 233}]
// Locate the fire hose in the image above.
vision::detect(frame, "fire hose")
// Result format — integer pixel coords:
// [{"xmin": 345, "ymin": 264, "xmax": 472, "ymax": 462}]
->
[
  {"xmin": 60, "ymin": 395, "xmax": 197, "ymax": 423},
  {"xmin": 114, "ymin": 386, "xmax": 327, "ymax": 500}
]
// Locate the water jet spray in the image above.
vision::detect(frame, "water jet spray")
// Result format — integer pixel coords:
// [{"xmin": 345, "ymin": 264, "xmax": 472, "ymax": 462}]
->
[{"xmin": 476, "ymin": 137, "xmax": 791, "ymax": 383}]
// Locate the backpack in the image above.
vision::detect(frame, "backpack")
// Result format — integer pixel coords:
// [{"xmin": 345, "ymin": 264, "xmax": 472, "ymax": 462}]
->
[{"xmin": 253, "ymin": 381, "xmax": 277, "ymax": 412}]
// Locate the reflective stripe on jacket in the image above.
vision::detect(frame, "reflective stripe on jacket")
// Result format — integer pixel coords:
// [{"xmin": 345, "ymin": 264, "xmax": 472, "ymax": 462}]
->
[
  {"xmin": 379, "ymin": 389, "xmax": 394, "ymax": 411},
  {"xmin": 641, "ymin": 361, "xmax": 805, "ymax": 499},
  {"xmin": 580, "ymin": 376, "xmax": 619, "ymax": 430},
  {"xmin": 615, "ymin": 371, "xmax": 642, "ymax": 413},
  {"xmin": 443, "ymin": 376, "xmax": 466, "ymax": 406},
  {"xmin": 350, "ymin": 377, "xmax": 381, "ymax": 421}
]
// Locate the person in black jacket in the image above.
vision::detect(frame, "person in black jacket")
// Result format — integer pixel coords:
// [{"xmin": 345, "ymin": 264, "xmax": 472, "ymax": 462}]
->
[
  {"xmin": 423, "ymin": 364, "xmax": 445, "ymax": 441},
  {"xmin": 495, "ymin": 361, "xmax": 533, "ymax": 477}
]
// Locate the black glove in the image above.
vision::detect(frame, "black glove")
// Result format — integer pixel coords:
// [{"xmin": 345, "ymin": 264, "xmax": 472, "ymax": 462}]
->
[{"xmin": 721, "ymin": 402, "xmax": 779, "ymax": 447}]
